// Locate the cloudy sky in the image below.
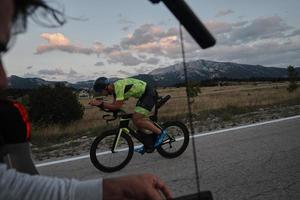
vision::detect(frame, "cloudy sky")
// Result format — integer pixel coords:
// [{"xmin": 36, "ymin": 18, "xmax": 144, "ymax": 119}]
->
[{"xmin": 3, "ymin": 0, "xmax": 300, "ymax": 82}]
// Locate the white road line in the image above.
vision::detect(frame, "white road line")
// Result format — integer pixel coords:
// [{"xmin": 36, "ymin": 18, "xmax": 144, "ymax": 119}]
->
[
  {"xmin": 193, "ymin": 115, "xmax": 300, "ymax": 138},
  {"xmin": 36, "ymin": 115, "xmax": 300, "ymax": 168}
]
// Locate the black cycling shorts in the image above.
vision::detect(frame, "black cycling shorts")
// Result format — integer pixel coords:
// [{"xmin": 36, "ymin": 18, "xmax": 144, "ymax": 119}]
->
[{"xmin": 135, "ymin": 85, "xmax": 157, "ymax": 116}]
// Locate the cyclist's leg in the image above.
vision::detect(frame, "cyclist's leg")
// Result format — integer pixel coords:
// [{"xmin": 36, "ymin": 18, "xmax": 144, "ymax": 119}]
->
[
  {"xmin": 132, "ymin": 112, "xmax": 161, "ymax": 134},
  {"xmin": 133, "ymin": 85, "xmax": 160, "ymax": 134},
  {"xmin": 132, "ymin": 111, "xmax": 167, "ymax": 148},
  {"xmin": 132, "ymin": 112, "xmax": 157, "ymax": 153},
  {"xmin": 133, "ymin": 87, "xmax": 159, "ymax": 152}
]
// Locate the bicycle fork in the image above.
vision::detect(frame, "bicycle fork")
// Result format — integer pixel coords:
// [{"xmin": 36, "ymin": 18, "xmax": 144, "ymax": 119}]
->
[
  {"xmin": 111, "ymin": 127, "xmax": 131, "ymax": 153},
  {"xmin": 111, "ymin": 129, "xmax": 122, "ymax": 153},
  {"xmin": 111, "ymin": 116, "xmax": 132, "ymax": 153}
]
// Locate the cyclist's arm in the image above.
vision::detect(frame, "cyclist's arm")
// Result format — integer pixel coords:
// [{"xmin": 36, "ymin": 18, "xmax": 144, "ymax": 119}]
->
[
  {"xmin": 103, "ymin": 100, "xmax": 124, "ymax": 111},
  {"xmin": 0, "ymin": 163, "xmax": 102, "ymax": 200}
]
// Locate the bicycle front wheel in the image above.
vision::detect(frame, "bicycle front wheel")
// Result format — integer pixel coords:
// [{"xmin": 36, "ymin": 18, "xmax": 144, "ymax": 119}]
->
[
  {"xmin": 157, "ymin": 121, "xmax": 189, "ymax": 158},
  {"xmin": 90, "ymin": 129, "xmax": 134, "ymax": 172}
]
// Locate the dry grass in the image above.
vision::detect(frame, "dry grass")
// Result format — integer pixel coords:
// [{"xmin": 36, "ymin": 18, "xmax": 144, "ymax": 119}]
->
[
  {"xmin": 158, "ymin": 82, "xmax": 300, "ymax": 117},
  {"xmin": 31, "ymin": 82, "xmax": 300, "ymax": 144}
]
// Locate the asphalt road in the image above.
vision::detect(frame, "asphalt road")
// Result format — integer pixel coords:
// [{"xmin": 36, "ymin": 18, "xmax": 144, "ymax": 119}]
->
[{"xmin": 37, "ymin": 116, "xmax": 300, "ymax": 200}]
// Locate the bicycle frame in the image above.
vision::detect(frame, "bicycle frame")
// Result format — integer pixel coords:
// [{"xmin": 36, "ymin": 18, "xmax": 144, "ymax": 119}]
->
[
  {"xmin": 108, "ymin": 94, "xmax": 171, "ymax": 152},
  {"xmin": 111, "ymin": 115, "xmax": 163, "ymax": 153}
]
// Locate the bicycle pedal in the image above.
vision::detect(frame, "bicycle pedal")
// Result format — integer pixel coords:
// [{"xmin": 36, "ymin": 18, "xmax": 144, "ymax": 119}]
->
[{"xmin": 160, "ymin": 138, "xmax": 171, "ymax": 145}]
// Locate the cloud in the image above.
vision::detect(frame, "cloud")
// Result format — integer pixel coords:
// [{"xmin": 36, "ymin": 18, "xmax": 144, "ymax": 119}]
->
[
  {"xmin": 287, "ymin": 29, "xmax": 300, "ymax": 37},
  {"xmin": 120, "ymin": 25, "xmax": 183, "ymax": 59},
  {"xmin": 205, "ymin": 20, "xmax": 233, "ymax": 34},
  {"xmin": 232, "ymin": 21, "xmax": 248, "ymax": 27},
  {"xmin": 93, "ymin": 42, "xmax": 105, "ymax": 55},
  {"xmin": 41, "ymin": 33, "xmax": 70, "ymax": 45},
  {"xmin": 36, "ymin": 33, "xmax": 105, "ymax": 55},
  {"xmin": 196, "ymin": 37, "xmax": 300, "ymax": 67},
  {"xmin": 38, "ymin": 68, "xmax": 66, "ymax": 76},
  {"xmin": 28, "ymin": 68, "xmax": 99, "ymax": 83},
  {"xmin": 203, "ymin": 16, "xmax": 298, "ymax": 48},
  {"xmin": 118, "ymin": 70, "xmax": 133, "ymax": 77},
  {"xmin": 36, "ymin": 45, "xmax": 94, "ymax": 55},
  {"xmin": 69, "ymin": 68, "xmax": 78, "ymax": 75},
  {"xmin": 37, "ymin": 68, "xmax": 79, "ymax": 77},
  {"xmin": 129, "ymin": 42, "xmax": 162, "ymax": 55},
  {"xmin": 34, "ymin": 26, "xmax": 181, "ymax": 66},
  {"xmin": 134, "ymin": 66, "xmax": 153, "ymax": 74},
  {"xmin": 230, "ymin": 16, "xmax": 293, "ymax": 42},
  {"xmin": 120, "ymin": 24, "xmax": 168, "ymax": 49},
  {"xmin": 23, "ymin": 73, "xmax": 38, "ymax": 78},
  {"xmin": 144, "ymin": 57, "xmax": 160, "ymax": 65},
  {"xmin": 23, "ymin": 65, "xmax": 109, "ymax": 83},
  {"xmin": 107, "ymin": 52, "xmax": 161, "ymax": 66},
  {"xmin": 103, "ymin": 45, "xmax": 121, "ymax": 54},
  {"xmin": 107, "ymin": 50, "xmax": 143, "ymax": 66},
  {"xmin": 215, "ymin": 9, "xmax": 234, "ymax": 17},
  {"xmin": 34, "ymin": 15, "xmax": 300, "ymax": 69}
]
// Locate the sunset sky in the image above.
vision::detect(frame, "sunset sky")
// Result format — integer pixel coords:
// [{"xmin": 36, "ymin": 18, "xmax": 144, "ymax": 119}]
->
[{"xmin": 3, "ymin": 0, "xmax": 300, "ymax": 82}]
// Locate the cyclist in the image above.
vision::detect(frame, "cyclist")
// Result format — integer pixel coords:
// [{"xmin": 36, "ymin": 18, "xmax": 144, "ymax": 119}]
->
[{"xmin": 89, "ymin": 77, "xmax": 167, "ymax": 153}]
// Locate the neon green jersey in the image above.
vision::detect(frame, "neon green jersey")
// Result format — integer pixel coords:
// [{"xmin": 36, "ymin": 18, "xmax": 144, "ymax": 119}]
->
[{"xmin": 113, "ymin": 78, "xmax": 147, "ymax": 101}]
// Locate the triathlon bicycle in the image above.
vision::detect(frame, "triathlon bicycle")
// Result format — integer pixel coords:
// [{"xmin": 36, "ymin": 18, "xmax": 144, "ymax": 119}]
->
[{"xmin": 90, "ymin": 95, "xmax": 189, "ymax": 172}]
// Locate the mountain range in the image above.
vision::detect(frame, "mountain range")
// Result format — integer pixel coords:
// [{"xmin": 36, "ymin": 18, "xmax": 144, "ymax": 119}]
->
[{"xmin": 8, "ymin": 59, "xmax": 300, "ymax": 89}]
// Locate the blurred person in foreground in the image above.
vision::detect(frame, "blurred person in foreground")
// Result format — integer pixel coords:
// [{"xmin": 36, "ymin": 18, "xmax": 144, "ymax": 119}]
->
[{"xmin": 0, "ymin": 0, "xmax": 172, "ymax": 199}]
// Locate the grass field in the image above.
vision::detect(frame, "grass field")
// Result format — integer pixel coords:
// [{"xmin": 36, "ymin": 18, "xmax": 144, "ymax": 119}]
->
[{"xmin": 30, "ymin": 82, "xmax": 300, "ymax": 145}]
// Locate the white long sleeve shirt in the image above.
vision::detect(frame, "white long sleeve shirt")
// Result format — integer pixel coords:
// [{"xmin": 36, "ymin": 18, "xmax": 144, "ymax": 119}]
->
[{"xmin": 0, "ymin": 163, "xmax": 102, "ymax": 200}]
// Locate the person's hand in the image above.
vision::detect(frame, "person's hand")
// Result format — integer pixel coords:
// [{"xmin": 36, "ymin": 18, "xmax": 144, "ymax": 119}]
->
[
  {"xmin": 103, "ymin": 173, "xmax": 172, "ymax": 200},
  {"xmin": 89, "ymin": 99, "xmax": 103, "ymax": 106}
]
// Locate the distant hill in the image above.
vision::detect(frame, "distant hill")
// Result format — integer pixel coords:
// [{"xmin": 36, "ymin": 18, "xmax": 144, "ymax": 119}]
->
[
  {"xmin": 149, "ymin": 60, "xmax": 300, "ymax": 86},
  {"xmin": 8, "ymin": 60, "xmax": 300, "ymax": 89},
  {"xmin": 8, "ymin": 75, "xmax": 72, "ymax": 89},
  {"xmin": 132, "ymin": 74, "xmax": 157, "ymax": 87},
  {"xmin": 8, "ymin": 75, "xmax": 50, "ymax": 89},
  {"xmin": 72, "ymin": 80, "xmax": 94, "ymax": 90}
]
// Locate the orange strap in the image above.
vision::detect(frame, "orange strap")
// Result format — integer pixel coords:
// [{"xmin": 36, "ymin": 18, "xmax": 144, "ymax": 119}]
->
[{"xmin": 12, "ymin": 101, "xmax": 31, "ymax": 141}]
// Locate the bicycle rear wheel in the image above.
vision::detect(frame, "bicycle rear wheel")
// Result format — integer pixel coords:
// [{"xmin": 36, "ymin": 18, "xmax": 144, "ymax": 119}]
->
[
  {"xmin": 90, "ymin": 129, "xmax": 134, "ymax": 172},
  {"xmin": 157, "ymin": 121, "xmax": 189, "ymax": 158}
]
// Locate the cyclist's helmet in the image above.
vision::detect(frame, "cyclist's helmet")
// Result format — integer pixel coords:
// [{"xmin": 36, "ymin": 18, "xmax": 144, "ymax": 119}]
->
[{"xmin": 93, "ymin": 77, "xmax": 109, "ymax": 93}]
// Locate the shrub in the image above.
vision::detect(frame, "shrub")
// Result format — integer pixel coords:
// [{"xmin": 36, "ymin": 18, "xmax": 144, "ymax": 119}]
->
[
  {"xmin": 29, "ymin": 84, "xmax": 84, "ymax": 125},
  {"xmin": 187, "ymin": 84, "xmax": 201, "ymax": 97},
  {"xmin": 287, "ymin": 65, "xmax": 298, "ymax": 93}
]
